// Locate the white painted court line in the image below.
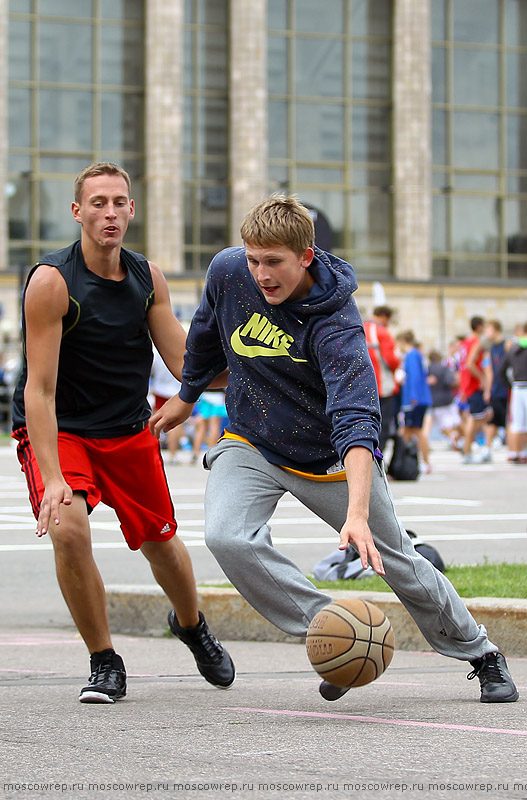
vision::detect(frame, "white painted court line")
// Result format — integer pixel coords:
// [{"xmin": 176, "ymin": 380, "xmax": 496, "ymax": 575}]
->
[{"xmin": 2, "ymin": 531, "xmax": 527, "ymax": 552}]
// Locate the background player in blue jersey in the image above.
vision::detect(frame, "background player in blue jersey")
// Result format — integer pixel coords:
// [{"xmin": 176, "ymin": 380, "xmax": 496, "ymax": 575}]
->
[
  {"xmin": 12, "ymin": 162, "xmax": 234, "ymax": 703},
  {"xmin": 151, "ymin": 194, "xmax": 518, "ymax": 705}
]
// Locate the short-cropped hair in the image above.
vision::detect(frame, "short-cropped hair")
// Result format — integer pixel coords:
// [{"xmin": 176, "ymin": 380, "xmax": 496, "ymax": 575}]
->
[
  {"xmin": 74, "ymin": 162, "xmax": 132, "ymax": 204},
  {"xmin": 240, "ymin": 195, "xmax": 315, "ymax": 256}
]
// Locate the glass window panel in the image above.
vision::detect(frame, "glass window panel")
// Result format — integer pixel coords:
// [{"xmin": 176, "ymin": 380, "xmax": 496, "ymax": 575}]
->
[
  {"xmin": 432, "ymin": 195, "xmax": 447, "ymax": 251},
  {"xmin": 432, "ymin": 109, "xmax": 447, "ymax": 166},
  {"xmin": 350, "ymin": 193, "xmax": 391, "ymax": 252},
  {"xmin": 39, "ymin": 22, "xmax": 92, "ymax": 84},
  {"xmin": 199, "ymin": 187, "xmax": 228, "ymax": 247},
  {"xmin": 432, "ymin": 171, "xmax": 448, "ymax": 189},
  {"xmin": 198, "ymin": 159, "xmax": 228, "ymax": 181},
  {"xmin": 39, "ymin": 179, "xmax": 80, "ymax": 241},
  {"xmin": 9, "ymin": 20, "xmax": 31, "ymax": 82},
  {"xmin": 352, "ymin": 106, "xmax": 391, "ymax": 163},
  {"xmin": 184, "ymin": 95, "xmax": 194, "ymax": 154},
  {"xmin": 10, "ymin": 0, "xmax": 30, "ymax": 10},
  {"xmin": 453, "ymin": 260, "xmax": 499, "ymax": 278},
  {"xmin": 268, "ymin": 35, "xmax": 288, "ymax": 95},
  {"xmin": 352, "ymin": 167, "xmax": 392, "ymax": 188},
  {"xmin": 452, "ymin": 196, "xmax": 499, "ymax": 252},
  {"xmin": 38, "ymin": 0, "xmax": 93, "ymax": 16},
  {"xmin": 453, "ymin": 49, "xmax": 499, "ymax": 107},
  {"xmin": 296, "ymin": 167, "xmax": 344, "ymax": 184},
  {"xmin": 198, "ymin": 0, "xmax": 227, "ymax": 26},
  {"xmin": 431, "ymin": 47, "xmax": 446, "ymax": 103},
  {"xmin": 505, "ymin": 0, "xmax": 526, "ymax": 46},
  {"xmin": 507, "ymin": 261, "xmax": 527, "ymax": 279},
  {"xmin": 350, "ymin": 0, "xmax": 392, "ymax": 37},
  {"xmin": 100, "ymin": 0, "xmax": 143, "ymax": 19},
  {"xmin": 184, "ymin": 159, "xmax": 193, "ymax": 180},
  {"xmin": 351, "ymin": 41, "xmax": 391, "ymax": 100},
  {"xmin": 118, "ymin": 157, "xmax": 144, "ymax": 182},
  {"xmin": 125, "ymin": 180, "xmax": 144, "ymax": 241},
  {"xmin": 432, "ymin": 259, "xmax": 449, "ymax": 277},
  {"xmin": 452, "ymin": 112, "xmax": 499, "ymax": 170},
  {"xmin": 8, "ymin": 154, "xmax": 31, "ymax": 173},
  {"xmin": 9, "ymin": 248, "xmax": 32, "ymax": 274},
  {"xmin": 9, "ymin": 88, "xmax": 31, "ymax": 149},
  {"xmin": 295, "ymin": 39, "xmax": 344, "ymax": 97},
  {"xmin": 268, "ymin": 163, "xmax": 290, "ymax": 190},
  {"xmin": 431, "ymin": 0, "xmax": 446, "ymax": 40},
  {"xmin": 298, "ymin": 189, "xmax": 344, "ymax": 249},
  {"xmin": 40, "ymin": 156, "xmax": 92, "ymax": 174},
  {"xmin": 454, "ymin": 173, "xmax": 499, "ymax": 191},
  {"xmin": 351, "ymin": 254, "xmax": 391, "ymax": 277},
  {"xmin": 505, "ymin": 199, "xmax": 527, "ymax": 253},
  {"xmin": 294, "ymin": 0, "xmax": 345, "ymax": 34},
  {"xmin": 100, "ymin": 24, "xmax": 144, "ymax": 86},
  {"xmin": 507, "ymin": 114, "xmax": 527, "ymax": 170},
  {"xmin": 296, "ymin": 102, "xmax": 345, "ymax": 162},
  {"xmin": 269, "ymin": 101, "xmax": 288, "ymax": 160},
  {"xmin": 185, "ymin": 0, "xmax": 194, "ymax": 23},
  {"xmin": 8, "ymin": 172, "xmax": 31, "ymax": 240},
  {"xmin": 198, "ymin": 29, "xmax": 228, "ymax": 91},
  {"xmin": 506, "ymin": 52, "xmax": 527, "ymax": 109},
  {"xmin": 184, "ymin": 184, "xmax": 194, "ymax": 243},
  {"xmin": 268, "ymin": 0, "xmax": 288, "ymax": 30},
  {"xmin": 507, "ymin": 175, "xmax": 527, "ymax": 193},
  {"xmin": 101, "ymin": 92, "xmax": 144, "ymax": 152},
  {"xmin": 184, "ymin": 28, "xmax": 193, "ymax": 90},
  {"xmin": 452, "ymin": 0, "xmax": 499, "ymax": 44},
  {"xmin": 198, "ymin": 96, "xmax": 228, "ymax": 156}
]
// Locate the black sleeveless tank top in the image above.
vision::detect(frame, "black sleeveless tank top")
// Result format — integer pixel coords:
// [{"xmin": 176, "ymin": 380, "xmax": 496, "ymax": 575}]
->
[{"xmin": 12, "ymin": 240, "xmax": 155, "ymax": 437}]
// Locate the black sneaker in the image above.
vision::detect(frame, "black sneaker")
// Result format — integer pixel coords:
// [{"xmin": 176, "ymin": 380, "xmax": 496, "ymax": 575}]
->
[
  {"xmin": 168, "ymin": 610, "xmax": 235, "ymax": 688},
  {"xmin": 319, "ymin": 680, "xmax": 351, "ymax": 702},
  {"xmin": 79, "ymin": 650, "xmax": 127, "ymax": 704},
  {"xmin": 467, "ymin": 652, "xmax": 519, "ymax": 703}
]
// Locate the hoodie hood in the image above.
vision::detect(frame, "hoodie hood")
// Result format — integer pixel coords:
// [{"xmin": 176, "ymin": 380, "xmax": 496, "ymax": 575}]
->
[{"xmin": 283, "ymin": 247, "xmax": 358, "ymax": 317}]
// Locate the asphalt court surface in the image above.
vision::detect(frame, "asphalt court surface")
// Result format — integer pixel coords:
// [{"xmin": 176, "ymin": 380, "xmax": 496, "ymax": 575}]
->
[
  {"xmin": 1, "ymin": 439, "xmax": 527, "ymax": 800},
  {"xmin": 1, "ymin": 631, "xmax": 526, "ymax": 800}
]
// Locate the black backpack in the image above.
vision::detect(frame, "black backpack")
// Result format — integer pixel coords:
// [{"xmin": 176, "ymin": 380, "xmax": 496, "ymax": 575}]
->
[{"xmin": 387, "ymin": 434, "xmax": 419, "ymax": 481}]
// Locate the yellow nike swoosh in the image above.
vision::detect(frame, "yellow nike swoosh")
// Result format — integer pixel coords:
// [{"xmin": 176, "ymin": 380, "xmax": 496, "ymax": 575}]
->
[{"xmin": 230, "ymin": 327, "xmax": 307, "ymax": 362}]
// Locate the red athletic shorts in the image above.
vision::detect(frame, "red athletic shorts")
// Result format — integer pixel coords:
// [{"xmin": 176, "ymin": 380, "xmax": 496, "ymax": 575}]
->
[{"xmin": 13, "ymin": 426, "xmax": 177, "ymax": 551}]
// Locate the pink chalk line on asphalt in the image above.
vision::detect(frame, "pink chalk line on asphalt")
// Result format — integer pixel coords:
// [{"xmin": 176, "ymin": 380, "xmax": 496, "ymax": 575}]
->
[{"xmin": 226, "ymin": 707, "xmax": 527, "ymax": 736}]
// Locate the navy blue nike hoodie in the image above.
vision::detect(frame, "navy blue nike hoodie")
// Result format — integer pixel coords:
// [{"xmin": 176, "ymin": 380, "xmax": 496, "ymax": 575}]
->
[{"xmin": 179, "ymin": 246, "xmax": 380, "ymax": 473}]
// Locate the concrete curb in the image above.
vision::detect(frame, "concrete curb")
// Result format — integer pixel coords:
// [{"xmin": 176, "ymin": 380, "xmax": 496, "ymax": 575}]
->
[{"xmin": 106, "ymin": 585, "xmax": 527, "ymax": 657}]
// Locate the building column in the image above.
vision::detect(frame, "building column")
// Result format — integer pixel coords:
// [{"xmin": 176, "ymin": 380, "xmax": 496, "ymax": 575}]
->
[
  {"xmin": 392, "ymin": 0, "xmax": 431, "ymax": 280},
  {"xmin": 229, "ymin": 0, "xmax": 268, "ymax": 244},
  {"xmin": 0, "ymin": 0, "xmax": 8, "ymax": 270},
  {"xmin": 144, "ymin": 2, "xmax": 184, "ymax": 273}
]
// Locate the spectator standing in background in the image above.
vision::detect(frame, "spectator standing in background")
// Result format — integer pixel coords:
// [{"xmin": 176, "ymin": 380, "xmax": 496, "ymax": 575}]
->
[
  {"xmin": 458, "ymin": 317, "xmax": 492, "ymax": 464},
  {"xmin": 396, "ymin": 331, "xmax": 432, "ymax": 473},
  {"xmin": 483, "ymin": 320, "xmax": 509, "ymax": 455},
  {"xmin": 150, "ymin": 347, "xmax": 184, "ymax": 464},
  {"xmin": 425, "ymin": 350, "xmax": 462, "ymax": 450},
  {"xmin": 499, "ymin": 322, "xmax": 527, "ymax": 464},
  {"xmin": 364, "ymin": 306, "xmax": 401, "ymax": 452}
]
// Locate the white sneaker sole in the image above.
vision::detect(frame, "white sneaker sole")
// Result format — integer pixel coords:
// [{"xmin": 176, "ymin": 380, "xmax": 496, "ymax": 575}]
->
[{"xmin": 79, "ymin": 690, "xmax": 118, "ymax": 704}]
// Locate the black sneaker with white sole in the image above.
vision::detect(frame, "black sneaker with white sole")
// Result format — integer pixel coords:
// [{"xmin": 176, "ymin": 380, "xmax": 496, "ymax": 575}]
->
[
  {"xmin": 168, "ymin": 610, "xmax": 235, "ymax": 688},
  {"xmin": 79, "ymin": 650, "xmax": 127, "ymax": 704},
  {"xmin": 467, "ymin": 652, "xmax": 519, "ymax": 703}
]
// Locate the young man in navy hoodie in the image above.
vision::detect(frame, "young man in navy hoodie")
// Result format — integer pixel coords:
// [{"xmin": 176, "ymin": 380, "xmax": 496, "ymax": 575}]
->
[{"xmin": 151, "ymin": 195, "xmax": 517, "ymax": 704}]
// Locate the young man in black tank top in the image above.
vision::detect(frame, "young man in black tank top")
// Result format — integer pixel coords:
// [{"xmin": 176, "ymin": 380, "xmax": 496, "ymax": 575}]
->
[{"xmin": 12, "ymin": 162, "xmax": 235, "ymax": 703}]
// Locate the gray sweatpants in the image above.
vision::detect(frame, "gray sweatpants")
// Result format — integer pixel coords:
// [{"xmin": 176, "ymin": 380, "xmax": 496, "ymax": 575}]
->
[{"xmin": 204, "ymin": 439, "xmax": 496, "ymax": 661}]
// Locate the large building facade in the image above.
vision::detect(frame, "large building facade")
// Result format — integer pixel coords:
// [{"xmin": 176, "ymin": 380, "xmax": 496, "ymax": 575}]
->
[{"xmin": 0, "ymin": 0, "xmax": 526, "ymax": 349}]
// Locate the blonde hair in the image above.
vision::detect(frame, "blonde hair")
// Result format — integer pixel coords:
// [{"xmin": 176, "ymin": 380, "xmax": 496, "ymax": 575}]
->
[
  {"xmin": 240, "ymin": 195, "xmax": 315, "ymax": 256},
  {"xmin": 74, "ymin": 162, "xmax": 132, "ymax": 203}
]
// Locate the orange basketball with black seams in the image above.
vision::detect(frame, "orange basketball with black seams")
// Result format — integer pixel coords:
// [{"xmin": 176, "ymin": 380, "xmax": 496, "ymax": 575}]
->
[{"xmin": 306, "ymin": 598, "xmax": 395, "ymax": 688}]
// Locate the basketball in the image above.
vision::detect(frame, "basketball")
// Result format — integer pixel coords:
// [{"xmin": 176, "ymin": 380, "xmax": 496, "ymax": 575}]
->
[{"xmin": 306, "ymin": 598, "xmax": 395, "ymax": 688}]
